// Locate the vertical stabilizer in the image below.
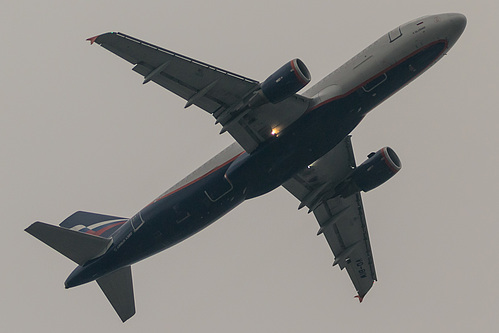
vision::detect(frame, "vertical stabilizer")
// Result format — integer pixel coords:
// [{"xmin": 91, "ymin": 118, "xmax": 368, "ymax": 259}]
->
[
  {"xmin": 97, "ymin": 266, "xmax": 136, "ymax": 322},
  {"xmin": 59, "ymin": 211, "xmax": 127, "ymax": 238}
]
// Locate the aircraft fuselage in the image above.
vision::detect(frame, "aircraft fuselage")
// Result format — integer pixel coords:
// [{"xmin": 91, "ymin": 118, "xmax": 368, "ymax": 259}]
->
[{"xmin": 65, "ymin": 13, "xmax": 466, "ymax": 288}]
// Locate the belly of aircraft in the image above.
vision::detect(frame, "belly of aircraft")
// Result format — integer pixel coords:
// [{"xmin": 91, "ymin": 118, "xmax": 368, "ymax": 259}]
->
[{"xmin": 109, "ymin": 39, "xmax": 449, "ymax": 268}]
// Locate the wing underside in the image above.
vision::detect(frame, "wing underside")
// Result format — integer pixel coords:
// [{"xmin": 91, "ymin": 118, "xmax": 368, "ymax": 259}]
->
[
  {"xmin": 88, "ymin": 32, "xmax": 376, "ymax": 299},
  {"xmin": 90, "ymin": 32, "xmax": 310, "ymax": 153},
  {"xmin": 283, "ymin": 137, "xmax": 377, "ymax": 300}
]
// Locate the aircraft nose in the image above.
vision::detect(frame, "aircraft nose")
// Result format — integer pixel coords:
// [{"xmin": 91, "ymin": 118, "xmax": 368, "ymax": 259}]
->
[
  {"xmin": 450, "ymin": 13, "xmax": 467, "ymax": 35},
  {"xmin": 444, "ymin": 13, "xmax": 467, "ymax": 49}
]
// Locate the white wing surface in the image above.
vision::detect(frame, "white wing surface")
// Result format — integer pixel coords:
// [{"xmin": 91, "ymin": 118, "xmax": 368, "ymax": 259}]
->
[
  {"xmin": 283, "ymin": 137, "xmax": 377, "ymax": 300},
  {"xmin": 89, "ymin": 32, "xmax": 310, "ymax": 152}
]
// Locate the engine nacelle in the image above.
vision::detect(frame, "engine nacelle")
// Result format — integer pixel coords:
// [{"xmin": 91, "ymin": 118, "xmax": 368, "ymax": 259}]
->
[
  {"xmin": 260, "ymin": 58, "xmax": 311, "ymax": 104},
  {"xmin": 336, "ymin": 147, "xmax": 402, "ymax": 197}
]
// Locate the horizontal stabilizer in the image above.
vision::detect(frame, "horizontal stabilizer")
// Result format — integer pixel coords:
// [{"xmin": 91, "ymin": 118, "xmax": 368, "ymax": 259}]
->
[
  {"xmin": 97, "ymin": 266, "xmax": 135, "ymax": 322},
  {"xmin": 25, "ymin": 222, "xmax": 113, "ymax": 265}
]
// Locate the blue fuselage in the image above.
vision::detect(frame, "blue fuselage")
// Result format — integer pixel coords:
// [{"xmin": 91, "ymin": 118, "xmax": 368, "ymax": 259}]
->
[{"xmin": 65, "ymin": 39, "xmax": 448, "ymax": 288}]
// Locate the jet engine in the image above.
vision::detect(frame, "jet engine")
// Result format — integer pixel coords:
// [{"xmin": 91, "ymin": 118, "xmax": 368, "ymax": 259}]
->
[
  {"xmin": 246, "ymin": 59, "xmax": 311, "ymax": 108},
  {"xmin": 336, "ymin": 147, "xmax": 402, "ymax": 198},
  {"xmin": 261, "ymin": 58, "xmax": 311, "ymax": 103}
]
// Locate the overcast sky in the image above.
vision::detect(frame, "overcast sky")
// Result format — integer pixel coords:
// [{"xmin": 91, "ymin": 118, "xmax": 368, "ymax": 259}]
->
[{"xmin": 2, "ymin": 1, "xmax": 498, "ymax": 332}]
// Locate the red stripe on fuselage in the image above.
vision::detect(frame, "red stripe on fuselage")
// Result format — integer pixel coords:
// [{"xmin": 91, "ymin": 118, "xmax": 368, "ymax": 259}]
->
[
  {"xmin": 306, "ymin": 40, "xmax": 448, "ymax": 113},
  {"xmin": 148, "ymin": 151, "xmax": 245, "ymax": 206},
  {"xmin": 85, "ymin": 220, "xmax": 126, "ymax": 236}
]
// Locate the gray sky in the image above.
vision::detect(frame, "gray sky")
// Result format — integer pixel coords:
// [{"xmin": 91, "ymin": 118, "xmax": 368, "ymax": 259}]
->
[{"xmin": 2, "ymin": 1, "xmax": 498, "ymax": 332}]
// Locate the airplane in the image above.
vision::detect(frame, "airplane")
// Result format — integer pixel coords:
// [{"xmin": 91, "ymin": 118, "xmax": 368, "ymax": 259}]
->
[{"xmin": 26, "ymin": 13, "xmax": 466, "ymax": 322}]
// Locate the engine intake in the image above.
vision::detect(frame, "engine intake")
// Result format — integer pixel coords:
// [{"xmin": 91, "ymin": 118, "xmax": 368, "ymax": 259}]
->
[{"xmin": 336, "ymin": 147, "xmax": 401, "ymax": 197}]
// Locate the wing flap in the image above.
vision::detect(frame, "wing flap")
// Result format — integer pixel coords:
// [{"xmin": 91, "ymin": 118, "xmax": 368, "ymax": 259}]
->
[
  {"xmin": 132, "ymin": 63, "xmax": 226, "ymax": 112},
  {"xmin": 314, "ymin": 194, "xmax": 377, "ymax": 297}
]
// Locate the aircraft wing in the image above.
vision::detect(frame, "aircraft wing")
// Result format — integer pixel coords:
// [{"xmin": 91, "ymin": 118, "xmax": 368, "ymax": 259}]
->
[
  {"xmin": 283, "ymin": 136, "xmax": 377, "ymax": 301},
  {"xmin": 89, "ymin": 32, "xmax": 310, "ymax": 152}
]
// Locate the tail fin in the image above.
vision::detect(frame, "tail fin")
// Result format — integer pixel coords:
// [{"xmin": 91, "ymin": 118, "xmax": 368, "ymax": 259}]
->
[
  {"xmin": 59, "ymin": 211, "xmax": 127, "ymax": 238},
  {"xmin": 25, "ymin": 222, "xmax": 112, "ymax": 265},
  {"xmin": 97, "ymin": 266, "xmax": 136, "ymax": 322}
]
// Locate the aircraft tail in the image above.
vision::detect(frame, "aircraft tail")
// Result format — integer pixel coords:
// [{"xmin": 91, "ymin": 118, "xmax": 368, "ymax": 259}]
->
[
  {"xmin": 26, "ymin": 212, "xmax": 136, "ymax": 322},
  {"xmin": 59, "ymin": 211, "xmax": 127, "ymax": 238},
  {"xmin": 97, "ymin": 266, "xmax": 136, "ymax": 322},
  {"xmin": 25, "ymin": 222, "xmax": 113, "ymax": 265},
  {"xmin": 25, "ymin": 211, "xmax": 128, "ymax": 265}
]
